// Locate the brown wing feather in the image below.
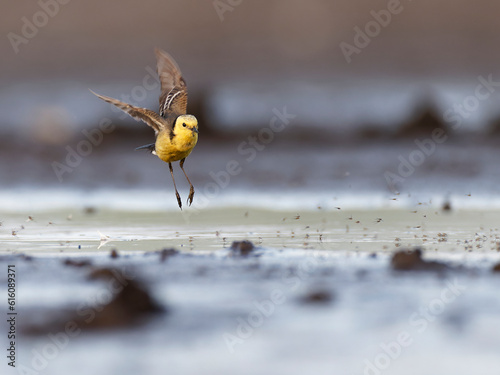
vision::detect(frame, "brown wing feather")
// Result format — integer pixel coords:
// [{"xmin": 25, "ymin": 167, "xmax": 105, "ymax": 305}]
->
[
  {"xmin": 155, "ymin": 48, "xmax": 188, "ymax": 117},
  {"xmin": 90, "ymin": 90, "xmax": 166, "ymax": 134}
]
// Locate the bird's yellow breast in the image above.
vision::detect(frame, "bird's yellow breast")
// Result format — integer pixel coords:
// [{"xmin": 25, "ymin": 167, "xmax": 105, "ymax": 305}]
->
[{"xmin": 155, "ymin": 129, "xmax": 198, "ymax": 163}]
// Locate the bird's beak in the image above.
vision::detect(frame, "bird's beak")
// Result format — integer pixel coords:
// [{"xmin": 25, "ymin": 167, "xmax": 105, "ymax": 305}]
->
[{"xmin": 192, "ymin": 128, "xmax": 199, "ymax": 134}]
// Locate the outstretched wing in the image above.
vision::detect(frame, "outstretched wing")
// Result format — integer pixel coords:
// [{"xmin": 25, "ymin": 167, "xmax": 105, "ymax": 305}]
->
[
  {"xmin": 90, "ymin": 90, "xmax": 166, "ymax": 134},
  {"xmin": 155, "ymin": 48, "xmax": 188, "ymax": 117}
]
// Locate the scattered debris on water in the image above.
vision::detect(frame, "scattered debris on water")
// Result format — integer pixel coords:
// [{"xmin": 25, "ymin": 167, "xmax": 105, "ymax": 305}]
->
[{"xmin": 98, "ymin": 231, "xmax": 111, "ymax": 249}]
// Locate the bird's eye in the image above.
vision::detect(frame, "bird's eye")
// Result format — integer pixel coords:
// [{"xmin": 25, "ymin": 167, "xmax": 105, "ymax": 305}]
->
[{"xmin": 182, "ymin": 123, "xmax": 187, "ymax": 127}]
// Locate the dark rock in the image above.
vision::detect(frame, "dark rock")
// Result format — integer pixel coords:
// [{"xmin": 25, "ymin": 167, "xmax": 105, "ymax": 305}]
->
[
  {"xmin": 300, "ymin": 290, "xmax": 334, "ymax": 305},
  {"xmin": 159, "ymin": 248, "xmax": 179, "ymax": 262},
  {"xmin": 230, "ymin": 240, "xmax": 255, "ymax": 256},
  {"xmin": 63, "ymin": 259, "xmax": 92, "ymax": 267},
  {"xmin": 88, "ymin": 267, "xmax": 124, "ymax": 281},
  {"xmin": 83, "ymin": 279, "xmax": 163, "ymax": 329},
  {"xmin": 391, "ymin": 248, "xmax": 448, "ymax": 272},
  {"xmin": 25, "ymin": 268, "xmax": 163, "ymax": 335}
]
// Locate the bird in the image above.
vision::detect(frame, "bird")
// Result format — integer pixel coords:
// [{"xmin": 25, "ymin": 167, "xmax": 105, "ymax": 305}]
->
[{"xmin": 90, "ymin": 48, "xmax": 199, "ymax": 209}]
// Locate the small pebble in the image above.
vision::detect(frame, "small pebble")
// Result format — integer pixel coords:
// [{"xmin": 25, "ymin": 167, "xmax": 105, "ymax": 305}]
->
[
  {"xmin": 300, "ymin": 290, "xmax": 334, "ymax": 305},
  {"xmin": 230, "ymin": 240, "xmax": 255, "ymax": 256}
]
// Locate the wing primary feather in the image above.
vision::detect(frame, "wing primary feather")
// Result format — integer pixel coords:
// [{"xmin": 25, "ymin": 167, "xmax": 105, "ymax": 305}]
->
[
  {"xmin": 155, "ymin": 48, "xmax": 188, "ymax": 117},
  {"xmin": 90, "ymin": 89, "xmax": 166, "ymax": 134}
]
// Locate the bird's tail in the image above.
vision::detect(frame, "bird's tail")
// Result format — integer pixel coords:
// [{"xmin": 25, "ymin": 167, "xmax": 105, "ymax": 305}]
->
[{"xmin": 135, "ymin": 143, "xmax": 156, "ymax": 153}]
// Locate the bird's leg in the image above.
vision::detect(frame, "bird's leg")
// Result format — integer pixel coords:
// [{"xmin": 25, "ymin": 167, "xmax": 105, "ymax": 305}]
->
[
  {"xmin": 169, "ymin": 162, "xmax": 182, "ymax": 209},
  {"xmin": 180, "ymin": 158, "xmax": 195, "ymax": 206}
]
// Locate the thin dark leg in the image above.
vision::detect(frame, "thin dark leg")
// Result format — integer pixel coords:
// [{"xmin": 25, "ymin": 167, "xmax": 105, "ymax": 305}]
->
[
  {"xmin": 180, "ymin": 158, "xmax": 195, "ymax": 206},
  {"xmin": 169, "ymin": 162, "xmax": 182, "ymax": 209}
]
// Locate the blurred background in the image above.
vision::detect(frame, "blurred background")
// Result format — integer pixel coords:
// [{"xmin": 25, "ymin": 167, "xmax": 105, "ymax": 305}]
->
[
  {"xmin": 3, "ymin": 0, "xmax": 500, "ymax": 209},
  {"xmin": 4, "ymin": 4, "xmax": 500, "ymax": 375}
]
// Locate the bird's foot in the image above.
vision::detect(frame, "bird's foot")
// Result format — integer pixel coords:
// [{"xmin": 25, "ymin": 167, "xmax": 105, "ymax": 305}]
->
[
  {"xmin": 175, "ymin": 191, "xmax": 182, "ymax": 210},
  {"xmin": 187, "ymin": 186, "xmax": 195, "ymax": 206}
]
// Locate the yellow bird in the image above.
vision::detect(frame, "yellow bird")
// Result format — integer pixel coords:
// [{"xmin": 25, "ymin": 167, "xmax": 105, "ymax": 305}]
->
[{"xmin": 91, "ymin": 48, "xmax": 198, "ymax": 209}]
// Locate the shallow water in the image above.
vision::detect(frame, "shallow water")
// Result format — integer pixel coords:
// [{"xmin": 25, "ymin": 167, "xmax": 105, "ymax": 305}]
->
[
  {"xmin": 2, "ymin": 197, "xmax": 500, "ymax": 375},
  {"xmin": 2, "ymin": 204, "xmax": 500, "ymax": 255},
  {"xmin": 2, "ymin": 141, "xmax": 500, "ymax": 375}
]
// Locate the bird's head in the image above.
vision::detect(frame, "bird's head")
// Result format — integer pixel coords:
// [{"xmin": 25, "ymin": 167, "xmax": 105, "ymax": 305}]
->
[{"xmin": 174, "ymin": 115, "xmax": 199, "ymax": 139}]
